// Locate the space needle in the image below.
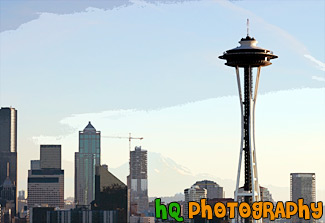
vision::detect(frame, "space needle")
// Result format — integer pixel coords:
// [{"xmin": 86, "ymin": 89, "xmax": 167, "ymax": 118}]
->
[{"xmin": 219, "ymin": 21, "xmax": 277, "ymax": 223}]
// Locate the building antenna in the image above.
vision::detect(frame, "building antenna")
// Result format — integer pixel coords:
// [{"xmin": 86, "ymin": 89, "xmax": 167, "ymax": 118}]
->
[{"xmin": 247, "ymin": 18, "xmax": 250, "ymax": 37}]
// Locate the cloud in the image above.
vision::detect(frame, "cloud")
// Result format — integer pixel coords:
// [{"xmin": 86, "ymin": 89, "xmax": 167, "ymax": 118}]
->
[
  {"xmin": 304, "ymin": 54, "xmax": 325, "ymax": 72},
  {"xmin": 32, "ymin": 135, "xmax": 65, "ymax": 145},
  {"xmin": 0, "ymin": 0, "xmax": 130, "ymax": 32},
  {"xmin": 312, "ymin": 76, "xmax": 325, "ymax": 82}
]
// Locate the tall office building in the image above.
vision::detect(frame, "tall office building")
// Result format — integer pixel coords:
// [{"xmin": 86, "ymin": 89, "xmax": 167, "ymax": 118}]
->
[
  {"xmin": 290, "ymin": 173, "xmax": 316, "ymax": 223},
  {"xmin": 93, "ymin": 165, "xmax": 127, "ymax": 223},
  {"xmin": 27, "ymin": 145, "xmax": 64, "ymax": 208},
  {"xmin": 0, "ymin": 107, "xmax": 18, "ymax": 216},
  {"xmin": 75, "ymin": 122, "xmax": 101, "ymax": 206},
  {"xmin": 184, "ymin": 185, "xmax": 207, "ymax": 223},
  {"xmin": 127, "ymin": 146, "xmax": 148, "ymax": 214},
  {"xmin": 193, "ymin": 180, "xmax": 224, "ymax": 199}
]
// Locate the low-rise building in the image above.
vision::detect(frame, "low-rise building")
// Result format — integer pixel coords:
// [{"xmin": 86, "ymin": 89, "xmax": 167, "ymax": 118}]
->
[
  {"xmin": 47, "ymin": 208, "xmax": 117, "ymax": 223},
  {"xmin": 130, "ymin": 216, "xmax": 155, "ymax": 223}
]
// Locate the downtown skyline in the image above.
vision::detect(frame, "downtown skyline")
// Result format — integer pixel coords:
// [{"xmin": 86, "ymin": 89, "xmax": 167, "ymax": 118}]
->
[{"xmin": 0, "ymin": 0, "xmax": 324, "ymax": 203}]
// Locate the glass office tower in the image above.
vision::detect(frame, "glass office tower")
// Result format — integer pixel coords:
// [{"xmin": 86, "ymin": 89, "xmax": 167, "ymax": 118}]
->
[{"xmin": 75, "ymin": 122, "xmax": 100, "ymax": 206}]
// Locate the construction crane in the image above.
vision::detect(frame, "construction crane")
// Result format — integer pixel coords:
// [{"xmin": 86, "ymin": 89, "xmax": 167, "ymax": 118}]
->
[{"xmin": 102, "ymin": 133, "xmax": 143, "ymax": 151}]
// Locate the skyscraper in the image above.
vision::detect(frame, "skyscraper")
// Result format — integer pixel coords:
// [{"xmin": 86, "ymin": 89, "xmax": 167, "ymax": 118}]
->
[
  {"xmin": 27, "ymin": 145, "xmax": 64, "ymax": 208},
  {"xmin": 0, "ymin": 107, "xmax": 18, "ymax": 216},
  {"xmin": 290, "ymin": 173, "xmax": 316, "ymax": 223},
  {"xmin": 127, "ymin": 146, "xmax": 148, "ymax": 214},
  {"xmin": 75, "ymin": 122, "xmax": 101, "ymax": 206},
  {"xmin": 93, "ymin": 165, "xmax": 127, "ymax": 223}
]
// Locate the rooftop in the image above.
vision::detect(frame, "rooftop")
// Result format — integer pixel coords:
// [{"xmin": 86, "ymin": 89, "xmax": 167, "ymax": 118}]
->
[{"xmin": 83, "ymin": 121, "xmax": 96, "ymax": 132}]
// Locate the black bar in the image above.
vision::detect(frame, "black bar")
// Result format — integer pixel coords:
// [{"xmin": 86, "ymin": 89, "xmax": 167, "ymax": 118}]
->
[{"xmin": 243, "ymin": 66, "xmax": 253, "ymax": 223}]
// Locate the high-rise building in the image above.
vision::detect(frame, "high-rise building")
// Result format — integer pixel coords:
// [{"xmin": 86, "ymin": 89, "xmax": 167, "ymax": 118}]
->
[
  {"xmin": 127, "ymin": 146, "xmax": 148, "ymax": 214},
  {"xmin": 193, "ymin": 180, "xmax": 224, "ymax": 199},
  {"xmin": 75, "ymin": 122, "xmax": 101, "ymax": 206},
  {"xmin": 184, "ymin": 185, "xmax": 207, "ymax": 223},
  {"xmin": 290, "ymin": 173, "xmax": 316, "ymax": 223},
  {"xmin": 27, "ymin": 145, "xmax": 64, "ymax": 208},
  {"xmin": 40, "ymin": 145, "xmax": 61, "ymax": 169},
  {"xmin": 0, "ymin": 108, "xmax": 17, "ymax": 154},
  {"xmin": 93, "ymin": 165, "xmax": 127, "ymax": 223},
  {"xmin": 0, "ymin": 107, "xmax": 18, "ymax": 216}
]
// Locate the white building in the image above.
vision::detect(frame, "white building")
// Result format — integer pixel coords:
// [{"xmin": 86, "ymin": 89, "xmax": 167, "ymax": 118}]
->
[
  {"xmin": 184, "ymin": 185, "xmax": 207, "ymax": 223},
  {"xmin": 193, "ymin": 180, "xmax": 224, "ymax": 199}
]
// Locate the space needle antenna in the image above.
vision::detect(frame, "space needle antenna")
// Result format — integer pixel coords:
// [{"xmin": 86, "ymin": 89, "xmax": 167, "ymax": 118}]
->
[{"xmin": 247, "ymin": 18, "xmax": 249, "ymax": 36}]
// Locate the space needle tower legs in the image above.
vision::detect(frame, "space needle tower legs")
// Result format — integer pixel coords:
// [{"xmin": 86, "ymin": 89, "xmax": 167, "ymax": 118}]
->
[
  {"xmin": 234, "ymin": 65, "xmax": 261, "ymax": 223},
  {"xmin": 219, "ymin": 25, "xmax": 277, "ymax": 223}
]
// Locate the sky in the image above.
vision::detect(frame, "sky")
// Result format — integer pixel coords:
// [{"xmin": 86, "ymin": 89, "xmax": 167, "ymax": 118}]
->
[{"xmin": 0, "ymin": 0, "xmax": 324, "ymax": 201}]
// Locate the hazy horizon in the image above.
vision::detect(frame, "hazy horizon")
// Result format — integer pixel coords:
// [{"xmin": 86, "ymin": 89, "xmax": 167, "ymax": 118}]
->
[{"xmin": 1, "ymin": 0, "xmax": 324, "ymax": 202}]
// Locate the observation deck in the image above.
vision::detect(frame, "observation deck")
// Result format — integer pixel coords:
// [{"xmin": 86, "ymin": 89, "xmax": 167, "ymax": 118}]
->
[{"xmin": 219, "ymin": 36, "xmax": 278, "ymax": 67}]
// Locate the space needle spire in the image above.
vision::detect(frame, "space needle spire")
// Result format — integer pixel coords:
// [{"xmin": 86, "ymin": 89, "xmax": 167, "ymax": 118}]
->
[{"xmin": 219, "ymin": 25, "xmax": 277, "ymax": 223}]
